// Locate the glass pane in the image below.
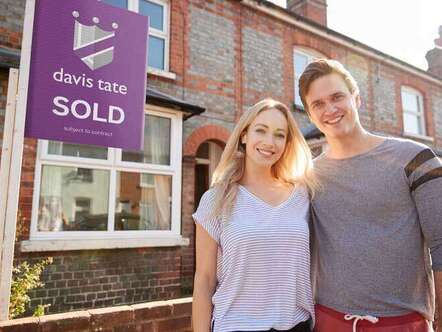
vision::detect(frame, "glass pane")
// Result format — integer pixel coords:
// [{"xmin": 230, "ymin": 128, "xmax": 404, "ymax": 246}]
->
[
  {"xmin": 122, "ymin": 114, "xmax": 171, "ymax": 165},
  {"xmin": 115, "ymin": 172, "xmax": 172, "ymax": 230},
  {"xmin": 403, "ymin": 112, "xmax": 420, "ymax": 135},
  {"xmin": 294, "ymin": 53, "xmax": 309, "ymax": 76},
  {"xmin": 38, "ymin": 165, "xmax": 109, "ymax": 231},
  {"xmin": 401, "ymin": 91, "xmax": 419, "ymax": 113},
  {"xmin": 147, "ymin": 36, "xmax": 165, "ymax": 70},
  {"xmin": 294, "ymin": 52, "xmax": 310, "ymax": 106},
  {"xmin": 48, "ymin": 141, "xmax": 108, "ymax": 160},
  {"xmin": 139, "ymin": 0, "xmax": 164, "ymax": 31},
  {"xmin": 101, "ymin": 0, "xmax": 128, "ymax": 9},
  {"xmin": 294, "ymin": 79, "xmax": 302, "ymax": 106}
]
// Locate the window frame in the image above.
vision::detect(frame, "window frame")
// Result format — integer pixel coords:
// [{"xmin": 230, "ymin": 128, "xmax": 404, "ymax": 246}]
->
[
  {"xmin": 401, "ymin": 86, "xmax": 426, "ymax": 137},
  {"xmin": 30, "ymin": 106, "xmax": 183, "ymax": 241},
  {"xmin": 128, "ymin": 0, "xmax": 170, "ymax": 73},
  {"xmin": 293, "ymin": 47, "xmax": 325, "ymax": 109}
]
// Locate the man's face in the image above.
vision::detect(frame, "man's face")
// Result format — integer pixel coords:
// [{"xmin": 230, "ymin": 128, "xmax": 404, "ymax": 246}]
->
[{"xmin": 304, "ymin": 73, "xmax": 361, "ymax": 139}]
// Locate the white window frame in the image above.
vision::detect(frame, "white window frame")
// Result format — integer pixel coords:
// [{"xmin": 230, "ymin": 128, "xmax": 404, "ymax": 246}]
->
[
  {"xmin": 401, "ymin": 86, "xmax": 426, "ymax": 137},
  {"xmin": 127, "ymin": 0, "xmax": 171, "ymax": 73},
  {"xmin": 29, "ymin": 106, "xmax": 183, "ymax": 242},
  {"xmin": 293, "ymin": 47, "xmax": 325, "ymax": 108}
]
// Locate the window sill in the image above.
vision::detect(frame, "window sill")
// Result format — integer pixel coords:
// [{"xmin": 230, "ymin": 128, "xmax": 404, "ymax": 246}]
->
[
  {"xmin": 147, "ymin": 67, "xmax": 177, "ymax": 80},
  {"xmin": 403, "ymin": 132, "xmax": 434, "ymax": 143},
  {"xmin": 20, "ymin": 236, "xmax": 190, "ymax": 252}
]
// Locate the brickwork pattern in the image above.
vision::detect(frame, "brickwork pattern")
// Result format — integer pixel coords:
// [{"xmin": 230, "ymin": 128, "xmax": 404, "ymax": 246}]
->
[
  {"xmin": 242, "ymin": 27, "xmax": 284, "ymax": 101},
  {"xmin": 0, "ymin": 0, "xmax": 441, "ymax": 317},
  {"xmin": 0, "ymin": 0, "xmax": 25, "ymax": 49},
  {"xmin": 0, "ymin": 298, "xmax": 192, "ymax": 332},
  {"xmin": 14, "ymin": 248, "xmax": 183, "ymax": 315}
]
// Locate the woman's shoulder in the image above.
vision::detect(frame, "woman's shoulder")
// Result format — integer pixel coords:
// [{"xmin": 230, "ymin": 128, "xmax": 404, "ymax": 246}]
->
[
  {"xmin": 197, "ymin": 186, "xmax": 222, "ymax": 211},
  {"xmin": 291, "ymin": 182, "xmax": 310, "ymax": 202}
]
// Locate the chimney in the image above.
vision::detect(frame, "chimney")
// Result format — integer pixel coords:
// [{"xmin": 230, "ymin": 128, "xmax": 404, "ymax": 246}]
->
[
  {"xmin": 426, "ymin": 26, "xmax": 442, "ymax": 79},
  {"xmin": 286, "ymin": 0, "xmax": 327, "ymax": 27}
]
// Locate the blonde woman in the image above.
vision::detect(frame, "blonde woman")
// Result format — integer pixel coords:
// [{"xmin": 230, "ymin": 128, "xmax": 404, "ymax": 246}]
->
[{"xmin": 192, "ymin": 99, "xmax": 317, "ymax": 332}]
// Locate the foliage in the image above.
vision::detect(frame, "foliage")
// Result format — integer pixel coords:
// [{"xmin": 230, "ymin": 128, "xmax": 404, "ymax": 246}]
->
[{"xmin": 9, "ymin": 257, "xmax": 53, "ymax": 319}]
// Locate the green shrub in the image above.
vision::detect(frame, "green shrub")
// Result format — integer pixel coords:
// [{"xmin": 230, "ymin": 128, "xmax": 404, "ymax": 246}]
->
[{"xmin": 9, "ymin": 257, "xmax": 53, "ymax": 319}]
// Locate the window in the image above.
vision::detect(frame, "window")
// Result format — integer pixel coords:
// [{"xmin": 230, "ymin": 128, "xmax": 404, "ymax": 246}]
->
[
  {"xmin": 293, "ymin": 48, "xmax": 324, "ymax": 108},
  {"xmin": 101, "ymin": 0, "xmax": 170, "ymax": 72},
  {"xmin": 401, "ymin": 87, "xmax": 426, "ymax": 136},
  {"xmin": 31, "ymin": 108, "xmax": 183, "ymax": 239}
]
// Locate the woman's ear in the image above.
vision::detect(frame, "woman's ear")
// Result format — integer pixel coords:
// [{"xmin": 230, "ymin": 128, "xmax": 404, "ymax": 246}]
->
[
  {"xmin": 355, "ymin": 94, "xmax": 362, "ymax": 109},
  {"xmin": 241, "ymin": 133, "xmax": 247, "ymax": 145}
]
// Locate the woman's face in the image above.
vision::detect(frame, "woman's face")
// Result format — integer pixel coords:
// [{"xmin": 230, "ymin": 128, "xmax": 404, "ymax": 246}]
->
[{"xmin": 241, "ymin": 108, "xmax": 289, "ymax": 169}]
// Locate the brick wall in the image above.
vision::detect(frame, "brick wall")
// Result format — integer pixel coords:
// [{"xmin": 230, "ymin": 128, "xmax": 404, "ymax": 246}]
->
[
  {"xmin": 1, "ymin": 0, "xmax": 442, "ymax": 318},
  {"xmin": 14, "ymin": 248, "xmax": 183, "ymax": 315},
  {"xmin": 0, "ymin": 69, "xmax": 9, "ymax": 161},
  {"xmin": 0, "ymin": 0, "xmax": 25, "ymax": 49},
  {"xmin": 0, "ymin": 298, "xmax": 192, "ymax": 332}
]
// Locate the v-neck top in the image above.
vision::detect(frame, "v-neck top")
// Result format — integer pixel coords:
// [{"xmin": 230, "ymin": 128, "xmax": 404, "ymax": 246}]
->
[
  {"xmin": 238, "ymin": 184, "xmax": 297, "ymax": 209},
  {"xmin": 193, "ymin": 185, "xmax": 314, "ymax": 332}
]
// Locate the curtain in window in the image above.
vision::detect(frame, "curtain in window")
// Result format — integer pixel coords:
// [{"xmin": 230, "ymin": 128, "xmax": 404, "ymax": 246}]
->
[
  {"xmin": 38, "ymin": 167, "xmax": 64, "ymax": 231},
  {"xmin": 147, "ymin": 118, "xmax": 171, "ymax": 230}
]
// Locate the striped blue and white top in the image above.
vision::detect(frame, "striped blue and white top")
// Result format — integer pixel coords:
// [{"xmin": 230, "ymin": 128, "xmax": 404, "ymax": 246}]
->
[{"xmin": 193, "ymin": 184, "xmax": 314, "ymax": 332}]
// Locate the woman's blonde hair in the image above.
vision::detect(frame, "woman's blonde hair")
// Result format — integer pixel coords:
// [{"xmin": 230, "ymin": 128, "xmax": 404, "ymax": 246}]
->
[{"xmin": 210, "ymin": 98, "xmax": 318, "ymax": 220}]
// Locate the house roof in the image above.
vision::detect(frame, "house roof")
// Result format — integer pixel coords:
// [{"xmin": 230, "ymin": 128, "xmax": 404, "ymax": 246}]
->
[
  {"xmin": 301, "ymin": 123, "xmax": 324, "ymax": 140},
  {"xmin": 0, "ymin": 46, "xmax": 20, "ymax": 69},
  {"xmin": 246, "ymin": 0, "xmax": 442, "ymax": 84},
  {"xmin": 146, "ymin": 87, "xmax": 205, "ymax": 120}
]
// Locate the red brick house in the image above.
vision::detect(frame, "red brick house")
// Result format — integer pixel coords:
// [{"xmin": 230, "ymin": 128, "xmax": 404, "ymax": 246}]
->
[{"xmin": 0, "ymin": 0, "xmax": 441, "ymax": 316}]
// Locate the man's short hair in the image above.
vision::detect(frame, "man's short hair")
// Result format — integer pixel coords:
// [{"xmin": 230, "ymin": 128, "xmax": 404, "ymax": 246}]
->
[{"xmin": 299, "ymin": 59, "xmax": 360, "ymax": 112}]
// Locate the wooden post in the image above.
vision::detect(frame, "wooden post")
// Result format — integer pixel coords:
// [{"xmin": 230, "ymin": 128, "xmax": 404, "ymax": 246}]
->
[{"xmin": 0, "ymin": 0, "xmax": 35, "ymax": 321}]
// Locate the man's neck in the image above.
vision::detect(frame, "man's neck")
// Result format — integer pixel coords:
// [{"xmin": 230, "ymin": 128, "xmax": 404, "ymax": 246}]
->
[{"xmin": 325, "ymin": 127, "xmax": 385, "ymax": 160}]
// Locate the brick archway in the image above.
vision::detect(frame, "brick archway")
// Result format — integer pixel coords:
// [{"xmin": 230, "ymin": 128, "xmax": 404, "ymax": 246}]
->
[{"xmin": 183, "ymin": 124, "xmax": 230, "ymax": 157}]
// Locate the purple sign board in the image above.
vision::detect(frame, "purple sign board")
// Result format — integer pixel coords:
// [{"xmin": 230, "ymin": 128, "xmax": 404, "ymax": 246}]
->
[{"xmin": 24, "ymin": 0, "xmax": 149, "ymax": 150}]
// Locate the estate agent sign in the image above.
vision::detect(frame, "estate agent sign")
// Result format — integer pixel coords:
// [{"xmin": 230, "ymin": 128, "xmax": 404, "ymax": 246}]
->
[{"xmin": 25, "ymin": 0, "xmax": 149, "ymax": 150}]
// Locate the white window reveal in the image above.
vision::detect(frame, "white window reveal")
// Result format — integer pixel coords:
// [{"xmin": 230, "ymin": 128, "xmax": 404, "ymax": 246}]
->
[
  {"xmin": 401, "ymin": 87, "xmax": 426, "ymax": 137},
  {"xmin": 25, "ymin": 107, "xmax": 186, "ymax": 251},
  {"xmin": 293, "ymin": 47, "xmax": 325, "ymax": 108},
  {"xmin": 101, "ymin": 0, "xmax": 170, "ymax": 72}
]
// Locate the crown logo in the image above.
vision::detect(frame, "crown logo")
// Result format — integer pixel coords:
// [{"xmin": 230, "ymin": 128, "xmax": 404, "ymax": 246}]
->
[{"xmin": 72, "ymin": 11, "xmax": 118, "ymax": 70}]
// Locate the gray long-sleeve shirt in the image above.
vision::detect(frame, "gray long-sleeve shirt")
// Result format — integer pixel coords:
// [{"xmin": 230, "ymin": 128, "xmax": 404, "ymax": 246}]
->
[{"xmin": 311, "ymin": 137, "xmax": 442, "ymax": 320}]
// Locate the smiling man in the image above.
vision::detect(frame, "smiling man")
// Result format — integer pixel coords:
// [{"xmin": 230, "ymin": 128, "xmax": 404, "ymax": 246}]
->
[{"xmin": 299, "ymin": 59, "xmax": 442, "ymax": 332}]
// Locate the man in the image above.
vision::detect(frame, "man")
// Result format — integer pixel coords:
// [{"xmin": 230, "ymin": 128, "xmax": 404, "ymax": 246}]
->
[{"xmin": 299, "ymin": 59, "xmax": 442, "ymax": 332}]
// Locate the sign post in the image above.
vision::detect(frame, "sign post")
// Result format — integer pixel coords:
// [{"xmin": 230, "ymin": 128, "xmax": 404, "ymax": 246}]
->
[
  {"xmin": 0, "ymin": 0, "xmax": 149, "ymax": 320},
  {"xmin": 25, "ymin": 0, "xmax": 148, "ymax": 150},
  {"xmin": 0, "ymin": 0, "xmax": 36, "ymax": 319}
]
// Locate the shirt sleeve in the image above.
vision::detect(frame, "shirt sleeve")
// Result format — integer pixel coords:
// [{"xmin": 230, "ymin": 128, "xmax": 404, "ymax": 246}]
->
[
  {"xmin": 192, "ymin": 189, "xmax": 222, "ymax": 243},
  {"xmin": 405, "ymin": 147, "xmax": 442, "ymax": 270}
]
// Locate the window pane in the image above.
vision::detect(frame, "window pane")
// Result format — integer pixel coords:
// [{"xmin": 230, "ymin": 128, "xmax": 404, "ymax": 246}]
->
[
  {"xmin": 403, "ymin": 112, "xmax": 420, "ymax": 135},
  {"xmin": 115, "ymin": 172, "xmax": 172, "ymax": 230},
  {"xmin": 101, "ymin": 0, "xmax": 128, "ymax": 9},
  {"xmin": 295, "ymin": 53, "xmax": 309, "ymax": 76},
  {"xmin": 48, "ymin": 141, "xmax": 108, "ymax": 160},
  {"xmin": 139, "ymin": 0, "xmax": 164, "ymax": 31},
  {"xmin": 294, "ymin": 52, "xmax": 310, "ymax": 106},
  {"xmin": 147, "ymin": 36, "xmax": 165, "ymax": 70},
  {"xmin": 401, "ymin": 90, "xmax": 419, "ymax": 113},
  {"xmin": 122, "ymin": 114, "xmax": 171, "ymax": 165},
  {"xmin": 294, "ymin": 80, "xmax": 302, "ymax": 106},
  {"xmin": 38, "ymin": 165, "xmax": 109, "ymax": 231}
]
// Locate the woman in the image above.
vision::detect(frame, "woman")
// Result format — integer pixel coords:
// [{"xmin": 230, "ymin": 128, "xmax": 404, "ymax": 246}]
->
[{"xmin": 192, "ymin": 98, "xmax": 318, "ymax": 332}]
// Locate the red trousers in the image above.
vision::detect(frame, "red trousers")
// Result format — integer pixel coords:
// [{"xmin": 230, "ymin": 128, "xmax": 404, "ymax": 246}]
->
[{"xmin": 314, "ymin": 304, "xmax": 432, "ymax": 332}]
